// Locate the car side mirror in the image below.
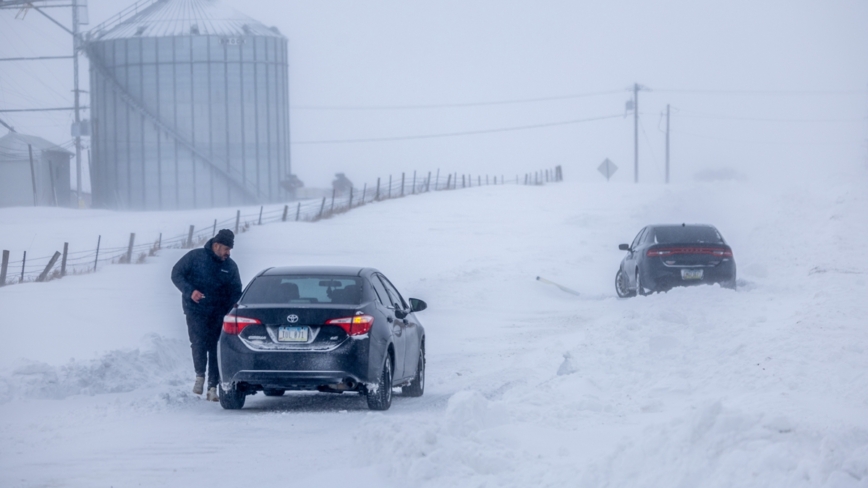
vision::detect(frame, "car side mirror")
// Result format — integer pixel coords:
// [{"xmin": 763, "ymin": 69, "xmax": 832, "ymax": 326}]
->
[
  {"xmin": 409, "ymin": 298, "xmax": 427, "ymax": 313},
  {"xmin": 619, "ymin": 244, "xmax": 630, "ymax": 251}
]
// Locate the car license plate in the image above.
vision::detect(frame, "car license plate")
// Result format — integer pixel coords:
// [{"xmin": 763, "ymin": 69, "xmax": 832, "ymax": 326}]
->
[
  {"xmin": 278, "ymin": 326, "xmax": 309, "ymax": 342},
  {"xmin": 681, "ymin": 269, "xmax": 703, "ymax": 280}
]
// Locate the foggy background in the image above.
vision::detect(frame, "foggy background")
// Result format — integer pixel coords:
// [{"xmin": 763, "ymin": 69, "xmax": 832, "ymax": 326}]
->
[{"xmin": 1, "ymin": 0, "xmax": 866, "ymax": 191}]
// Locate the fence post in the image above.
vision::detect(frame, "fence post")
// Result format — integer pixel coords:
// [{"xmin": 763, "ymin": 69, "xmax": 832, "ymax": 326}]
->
[
  {"xmin": 317, "ymin": 197, "xmax": 326, "ymax": 220},
  {"xmin": 212, "ymin": 219, "xmax": 217, "ymax": 237},
  {"xmin": 235, "ymin": 210, "xmax": 241, "ymax": 234},
  {"xmin": 61, "ymin": 242, "xmax": 68, "ymax": 277},
  {"xmin": 126, "ymin": 233, "xmax": 136, "ymax": 263},
  {"xmin": 295, "ymin": 202, "xmax": 301, "ymax": 221},
  {"xmin": 158, "ymin": 233, "xmax": 162, "ymax": 250},
  {"xmin": 426, "ymin": 171, "xmax": 431, "ymax": 192},
  {"xmin": 401, "ymin": 172, "xmax": 405, "ymax": 197},
  {"xmin": 282, "ymin": 205, "xmax": 289, "ymax": 222},
  {"xmin": 388, "ymin": 175, "xmax": 392, "ymax": 199},
  {"xmin": 93, "ymin": 236, "xmax": 101, "ymax": 272},
  {"xmin": 446, "ymin": 174, "xmax": 452, "ymax": 189},
  {"xmin": 349, "ymin": 187, "xmax": 354, "ymax": 209},
  {"xmin": 478, "ymin": 175, "xmax": 481, "ymax": 186},
  {"xmin": 330, "ymin": 188, "xmax": 336, "ymax": 216},
  {"xmin": 361, "ymin": 183, "xmax": 367, "ymax": 204},
  {"xmin": 376, "ymin": 178, "xmax": 380, "ymax": 201},
  {"xmin": 36, "ymin": 251, "xmax": 61, "ymax": 282},
  {"xmin": 435, "ymin": 169, "xmax": 440, "ymax": 190},
  {"xmin": 412, "ymin": 171, "xmax": 416, "ymax": 194},
  {"xmin": 0, "ymin": 250, "xmax": 9, "ymax": 287},
  {"xmin": 186, "ymin": 225, "xmax": 195, "ymax": 248},
  {"xmin": 258, "ymin": 206, "xmax": 263, "ymax": 225}
]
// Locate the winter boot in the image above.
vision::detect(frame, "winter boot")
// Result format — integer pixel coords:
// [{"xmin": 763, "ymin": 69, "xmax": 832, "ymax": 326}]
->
[
  {"xmin": 206, "ymin": 387, "xmax": 219, "ymax": 402},
  {"xmin": 193, "ymin": 376, "xmax": 205, "ymax": 395}
]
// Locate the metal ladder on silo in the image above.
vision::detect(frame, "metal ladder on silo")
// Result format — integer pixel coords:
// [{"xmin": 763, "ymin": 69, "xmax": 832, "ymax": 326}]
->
[{"xmin": 85, "ymin": 44, "xmax": 265, "ymax": 203}]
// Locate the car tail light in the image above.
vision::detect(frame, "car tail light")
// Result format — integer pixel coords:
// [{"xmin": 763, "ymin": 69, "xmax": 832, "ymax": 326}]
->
[
  {"xmin": 223, "ymin": 315, "xmax": 261, "ymax": 335},
  {"xmin": 647, "ymin": 247, "xmax": 733, "ymax": 257},
  {"xmin": 326, "ymin": 315, "xmax": 374, "ymax": 336}
]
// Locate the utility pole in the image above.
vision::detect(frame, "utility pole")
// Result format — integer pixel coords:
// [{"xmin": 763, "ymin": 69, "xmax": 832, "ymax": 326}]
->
[
  {"xmin": 72, "ymin": 0, "xmax": 83, "ymax": 207},
  {"xmin": 665, "ymin": 104, "xmax": 670, "ymax": 184},
  {"xmin": 633, "ymin": 83, "xmax": 639, "ymax": 183}
]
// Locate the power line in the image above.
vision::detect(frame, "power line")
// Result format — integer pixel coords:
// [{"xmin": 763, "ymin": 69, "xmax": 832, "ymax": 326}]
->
[
  {"xmin": 655, "ymin": 88, "xmax": 863, "ymax": 96},
  {"xmin": 673, "ymin": 110, "xmax": 865, "ymax": 123},
  {"xmin": 290, "ymin": 89, "xmax": 625, "ymax": 111},
  {"xmin": 292, "ymin": 113, "xmax": 623, "ymax": 145},
  {"xmin": 672, "ymin": 129, "xmax": 861, "ymax": 146}
]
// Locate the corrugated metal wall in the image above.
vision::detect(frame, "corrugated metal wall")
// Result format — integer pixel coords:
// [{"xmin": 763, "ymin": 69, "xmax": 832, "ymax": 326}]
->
[{"xmin": 88, "ymin": 32, "xmax": 290, "ymax": 209}]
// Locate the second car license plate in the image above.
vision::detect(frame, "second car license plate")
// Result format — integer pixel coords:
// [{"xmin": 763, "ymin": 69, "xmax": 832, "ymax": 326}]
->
[
  {"xmin": 681, "ymin": 268, "xmax": 703, "ymax": 280},
  {"xmin": 278, "ymin": 326, "xmax": 309, "ymax": 342}
]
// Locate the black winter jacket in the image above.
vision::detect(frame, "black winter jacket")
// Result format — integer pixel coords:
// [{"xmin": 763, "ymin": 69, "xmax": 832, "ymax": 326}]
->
[{"xmin": 171, "ymin": 238, "xmax": 243, "ymax": 318}]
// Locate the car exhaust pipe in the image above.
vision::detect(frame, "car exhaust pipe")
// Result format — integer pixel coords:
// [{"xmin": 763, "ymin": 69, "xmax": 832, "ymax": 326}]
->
[{"xmin": 343, "ymin": 378, "xmax": 356, "ymax": 390}]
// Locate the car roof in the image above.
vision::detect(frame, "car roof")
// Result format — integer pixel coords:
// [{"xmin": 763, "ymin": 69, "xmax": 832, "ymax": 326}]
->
[
  {"xmin": 650, "ymin": 224, "xmax": 717, "ymax": 229},
  {"xmin": 259, "ymin": 265, "xmax": 371, "ymax": 277}
]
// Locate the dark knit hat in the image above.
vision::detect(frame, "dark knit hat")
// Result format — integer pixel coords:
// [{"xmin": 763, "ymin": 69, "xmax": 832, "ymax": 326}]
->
[{"xmin": 213, "ymin": 229, "xmax": 235, "ymax": 248}]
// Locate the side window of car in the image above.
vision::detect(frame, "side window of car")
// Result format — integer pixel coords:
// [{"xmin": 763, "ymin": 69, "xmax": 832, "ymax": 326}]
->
[
  {"xmin": 631, "ymin": 227, "xmax": 646, "ymax": 249},
  {"xmin": 379, "ymin": 275, "xmax": 408, "ymax": 310},
  {"xmin": 370, "ymin": 275, "xmax": 390, "ymax": 307}
]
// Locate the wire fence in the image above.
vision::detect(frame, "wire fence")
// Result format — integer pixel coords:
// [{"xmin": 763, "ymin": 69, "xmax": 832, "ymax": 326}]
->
[{"xmin": 0, "ymin": 166, "xmax": 563, "ymax": 287}]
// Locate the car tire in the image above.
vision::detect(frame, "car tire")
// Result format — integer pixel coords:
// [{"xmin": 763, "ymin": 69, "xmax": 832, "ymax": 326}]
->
[
  {"xmin": 218, "ymin": 383, "xmax": 246, "ymax": 410},
  {"xmin": 365, "ymin": 355, "xmax": 393, "ymax": 411},
  {"xmin": 402, "ymin": 348, "xmax": 425, "ymax": 397},
  {"xmin": 721, "ymin": 279, "xmax": 737, "ymax": 290},
  {"xmin": 263, "ymin": 389, "xmax": 285, "ymax": 397},
  {"xmin": 615, "ymin": 269, "xmax": 635, "ymax": 298}
]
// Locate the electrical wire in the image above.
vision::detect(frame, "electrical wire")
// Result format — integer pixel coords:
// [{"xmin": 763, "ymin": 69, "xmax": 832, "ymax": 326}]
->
[
  {"xmin": 292, "ymin": 113, "xmax": 624, "ymax": 145},
  {"xmin": 671, "ymin": 129, "xmax": 862, "ymax": 146},
  {"xmin": 290, "ymin": 89, "xmax": 625, "ymax": 111}
]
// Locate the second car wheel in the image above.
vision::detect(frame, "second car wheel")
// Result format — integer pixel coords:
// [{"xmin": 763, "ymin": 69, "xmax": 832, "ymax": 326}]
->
[
  {"xmin": 615, "ymin": 269, "xmax": 635, "ymax": 298},
  {"xmin": 218, "ymin": 383, "xmax": 246, "ymax": 410},
  {"xmin": 365, "ymin": 355, "xmax": 393, "ymax": 411},
  {"xmin": 402, "ymin": 348, "xmax": 425, "ymax": 397}
]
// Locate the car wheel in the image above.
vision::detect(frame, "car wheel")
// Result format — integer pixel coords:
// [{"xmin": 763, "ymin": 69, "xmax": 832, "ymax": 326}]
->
[
  {"xmin": 721, "ymin": 279, "xmax": 737, "ymax": 290},
  {"xmin": 218, "ymin": 383, "xmax": 245, "ymax": 410},
  {"xmin": 365, "ymin": 355, "xmax": 393, "ymax": 411},
  {"xmin": 263, "ymin": 389, "xmax": 285, "ymax": 397},
  {"xmin": 402, "ymin": 348, "xmax": 425, "ymax": 397},
  {"xmin": 615, "ymin": 269, "xmax": 635, "ymax": 298}
]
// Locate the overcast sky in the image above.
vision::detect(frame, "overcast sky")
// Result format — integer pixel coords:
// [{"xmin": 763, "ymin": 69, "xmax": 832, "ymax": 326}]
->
[{"xmin": 1, "ymin": 0, "xmax": 866, "ymax": 190}]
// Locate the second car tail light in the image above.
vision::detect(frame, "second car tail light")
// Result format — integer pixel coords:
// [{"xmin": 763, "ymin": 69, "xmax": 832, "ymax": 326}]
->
[
  {"xmin": 326, "ymin": 315, "xmax": 374, "ymax": 336},
  {"xmin": 223, "ymin": 315, "xmax": 261, "ymax": 335}
]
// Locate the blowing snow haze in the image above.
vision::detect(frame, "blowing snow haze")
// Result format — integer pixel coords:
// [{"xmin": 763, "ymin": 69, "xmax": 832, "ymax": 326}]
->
[
  {"xmin": 1, "ymin": 0, "xmax": 866, "ymax": 189},
  {"xmin": 2, "ymin": 2, "xmax": 868, "ymax": 487}
]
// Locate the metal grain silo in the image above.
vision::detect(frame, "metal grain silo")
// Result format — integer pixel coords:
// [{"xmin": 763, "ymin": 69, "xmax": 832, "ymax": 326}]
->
[{"xmin": 86, "ymin": 0, "xmax": 290, "ymax": 209}]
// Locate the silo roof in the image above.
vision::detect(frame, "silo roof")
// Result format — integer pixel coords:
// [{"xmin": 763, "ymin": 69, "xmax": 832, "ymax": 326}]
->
[{"xmin": 91, "ymin": 0, "xmax": 284, "ymax": 40}]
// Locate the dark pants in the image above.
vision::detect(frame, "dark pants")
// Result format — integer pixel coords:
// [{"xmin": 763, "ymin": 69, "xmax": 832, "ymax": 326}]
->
[{"xmin": 186, "ymin": 313, "xmax": 223, "ymax": 389}]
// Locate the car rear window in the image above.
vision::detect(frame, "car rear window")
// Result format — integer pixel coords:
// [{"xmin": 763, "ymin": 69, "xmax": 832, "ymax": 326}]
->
[
  {"xmin": 241, "ymin": 275, "xmax": 363, "ymax": 305},
  {"xmin": 652, "ymin": 226, "xmax": 724, "ymax": 244}
]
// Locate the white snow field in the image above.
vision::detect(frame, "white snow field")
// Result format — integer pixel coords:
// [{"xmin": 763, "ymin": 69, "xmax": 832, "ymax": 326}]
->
[{"xmin": 1, "ymin": 174, "xmax": 867, "ymax": 488}]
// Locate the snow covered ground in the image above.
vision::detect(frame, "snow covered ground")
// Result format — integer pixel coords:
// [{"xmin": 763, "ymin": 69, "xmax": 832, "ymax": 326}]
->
[{"xmin": 1, "ymin": 172, "xmax": 867, "ymax": 487}]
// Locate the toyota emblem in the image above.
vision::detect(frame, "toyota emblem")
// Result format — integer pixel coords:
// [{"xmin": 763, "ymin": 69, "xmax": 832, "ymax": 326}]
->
[{"xmin": 286, "ymin": 314, "xmax": 299, "ymax": 323}]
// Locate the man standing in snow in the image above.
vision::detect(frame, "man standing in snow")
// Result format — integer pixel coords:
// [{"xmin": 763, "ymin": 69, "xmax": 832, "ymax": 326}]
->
[{"xmin": 171, "ymin": 229, "xmax": 242, "ymax": 401}]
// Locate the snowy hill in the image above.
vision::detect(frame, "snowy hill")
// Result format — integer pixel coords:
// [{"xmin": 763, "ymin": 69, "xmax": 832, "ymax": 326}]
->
[{"xmin": 1, "ymin": 176, "xmax": 867, "ymax": 487}]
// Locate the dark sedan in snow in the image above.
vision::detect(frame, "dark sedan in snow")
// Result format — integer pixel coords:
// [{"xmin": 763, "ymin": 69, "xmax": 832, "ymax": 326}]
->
[
  {"xmin": 615, "ymin": 224, "xmax": 736, "ymax": 297},
  {"xmin": 217, "ymin": 266, "xmax": 426, "ymax": 411}
]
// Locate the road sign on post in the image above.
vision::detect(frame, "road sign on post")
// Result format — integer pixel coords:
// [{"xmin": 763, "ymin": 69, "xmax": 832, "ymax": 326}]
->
[{"xmin": 598, "ymin": 158, "xmax": 618, "ymax": 182}]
